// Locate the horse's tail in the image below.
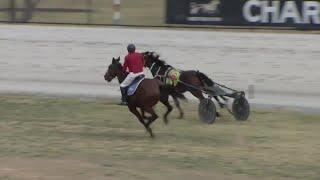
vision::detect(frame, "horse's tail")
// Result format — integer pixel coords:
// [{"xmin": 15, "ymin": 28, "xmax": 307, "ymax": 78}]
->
[{"xmin": 196, "ymin": 71, "xmax": 214, "ymax": 87}]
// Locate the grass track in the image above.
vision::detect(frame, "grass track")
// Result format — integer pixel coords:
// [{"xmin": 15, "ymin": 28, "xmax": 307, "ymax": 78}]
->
[{"xmin": 0, "ymin": 94, "xmax": 320, "ymax": 180}]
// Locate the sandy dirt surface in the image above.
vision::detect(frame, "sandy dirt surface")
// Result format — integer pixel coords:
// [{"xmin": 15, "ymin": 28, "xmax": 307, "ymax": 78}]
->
[{"xmin": 0, "ymin": 24, "xmax": 319, "ymax": 109}]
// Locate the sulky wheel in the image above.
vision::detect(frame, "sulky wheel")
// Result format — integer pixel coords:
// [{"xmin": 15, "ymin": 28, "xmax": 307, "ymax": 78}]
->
[
  {"xmin": 198, "ymin": 98, "xmax": 217, "ymax": 124},
  {"xmin": 232, "ymin": 94, "xmax": 250, "ymax": 121}
]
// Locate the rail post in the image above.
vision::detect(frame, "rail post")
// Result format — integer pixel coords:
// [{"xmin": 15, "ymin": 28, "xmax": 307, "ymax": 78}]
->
[
  {"xmin": 86, "ymin": 0, "xmax": 92, "ymax": 24},
  {"xmin": 9, "ymin": 0, "xmax": 16, "ymax": 23},
  {"xmin": 112, "ymin": 0, "xmax": 121, "ymax": 24}
]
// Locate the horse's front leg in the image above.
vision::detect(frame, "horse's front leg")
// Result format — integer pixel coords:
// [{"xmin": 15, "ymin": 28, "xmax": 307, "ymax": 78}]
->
[
  {"xmin": 140, "ymin": 108, "xmax": 147, "ymax": 119},
  {"xmin": 128, "ymin": 105, "xmax": 150, "ymax": 136},
  {"xmin": 142, "ymin": 107, "xmax": 159, "ymax": 138},
  {"xmin": 160, "ymin": 97, "xmax": 173, "ymax": 125},
  {"xmin": 159, "ymin": 91, "xmax": 173, "ymax": 124},
  {"xmin": 172, "ymin": 96, "xmax": 184, "ymax": 119}
]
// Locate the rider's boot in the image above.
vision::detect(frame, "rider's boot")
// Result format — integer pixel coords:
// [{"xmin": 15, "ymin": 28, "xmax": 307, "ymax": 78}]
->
[{"xmin": 118, "ymin": 87, "xmax": 128, "ymax": 106}]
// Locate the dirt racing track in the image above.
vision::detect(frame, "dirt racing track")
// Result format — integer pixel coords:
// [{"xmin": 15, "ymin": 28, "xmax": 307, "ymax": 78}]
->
[{"xmin": 0, "ymin": 24, "xmax": 320, "ymax": 110}]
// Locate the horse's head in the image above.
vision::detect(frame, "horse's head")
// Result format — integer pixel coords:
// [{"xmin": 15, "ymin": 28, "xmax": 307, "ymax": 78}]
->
[
  {"xmin": 104, "ymin": 56, "xmax": 122, "ymax": 82},
  {"xmin": 143, "ymin": 51, "xmax": 160, "ymax": 68}
]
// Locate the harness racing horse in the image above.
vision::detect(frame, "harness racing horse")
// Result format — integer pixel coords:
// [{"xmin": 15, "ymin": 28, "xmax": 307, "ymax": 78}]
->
[
  {"xmin": 104, "ymin": 57, "xmax": 174, "ymax": 137},
  {"xmin": 143, "ymin": 52, "xmax": 228, "ymax": 117}
]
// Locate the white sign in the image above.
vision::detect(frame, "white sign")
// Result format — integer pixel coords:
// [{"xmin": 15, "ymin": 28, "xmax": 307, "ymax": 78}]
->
[{"xmin": 243, "ymin": 0, "xmax": 320, "ymax": 24}]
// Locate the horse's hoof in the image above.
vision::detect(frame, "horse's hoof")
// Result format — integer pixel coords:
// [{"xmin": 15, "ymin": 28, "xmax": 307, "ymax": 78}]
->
[
  {"xmin": 219, "ymin": 103, "xmax": 225, "ymax": 108},
  {"xmin": 163, "ymin": 116, "xmax": 169, "ymax": 125},
  {"xmin": 163, "ymin": 120, "xmax": 169, "ymax": 125},
  {"xmin": 147, "ymin": 127, "xmax": 154, "ymax": 138},
  {"xmin": 178, "ymin": 113, "xmax": 184, "ymax": 119},
  {"xmin": 149, "ymin": 131, "xmax": 155, "ymax": 138},
  {"xmin": 216, "ymin": 112, "xmax": 220, "ymax": 118},
  {"xmin": 117, "ymin": 102, "xmax": 128, "ymax": 106}
]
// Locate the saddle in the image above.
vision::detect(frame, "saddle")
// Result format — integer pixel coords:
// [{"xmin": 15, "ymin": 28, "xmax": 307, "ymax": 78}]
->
[{"xmin": 127, "ymin": 74, "xmax": 145, "ymax": 96}]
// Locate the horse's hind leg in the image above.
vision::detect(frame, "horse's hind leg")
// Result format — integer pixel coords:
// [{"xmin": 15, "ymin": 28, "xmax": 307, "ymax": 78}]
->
[
  {"xmin": 190, "ymin": 90, "xmax": 205, "ymax": 101},
  {"xmin": 191, "ymin": 90, "xmax": 220, "ymax": 118},
  {"xmin": 143, "ymin": 107, "xmax": 159, "ymax": 138},
  {"xmin": 160, "ymin": 93, "xmax": 173, "ymax": 124},
  {"xmin": 140, "ymin": 108, "xmax": 147, "ymax": 119},
  {"xmin": 214, "ymin": 96, "xmax": 225, "ymax": 108},
  {"xmin": 172, "ymin": 96, "xmax": 184, "ymax": 119},
  {"xmin": 220, "ymin": 96, "xmax": 228, "ymax": 101}
]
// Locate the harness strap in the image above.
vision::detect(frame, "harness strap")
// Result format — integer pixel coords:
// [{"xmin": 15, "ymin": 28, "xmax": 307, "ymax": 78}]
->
[
  {"xmin": 155, "ymin": 66, "xmax": 161, "ymax": 76},
  {"xmin": 149, "ymin": 62, "xmax": 156, "ymax": 72},
  {"xmin": 154, "ymin": 66, "xmax": 162, "ymax": 81}
]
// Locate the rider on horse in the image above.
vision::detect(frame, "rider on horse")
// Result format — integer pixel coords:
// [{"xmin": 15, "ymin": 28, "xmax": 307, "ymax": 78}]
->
[{"xmin": 119, "ymin": 44, "xmax": 144, "ymax": 105}]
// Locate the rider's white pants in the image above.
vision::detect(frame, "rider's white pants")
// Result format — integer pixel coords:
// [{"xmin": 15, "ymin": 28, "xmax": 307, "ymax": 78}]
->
[{"xmin": 120, "ymin": 72, "xmax": 144, "ymax": 88}]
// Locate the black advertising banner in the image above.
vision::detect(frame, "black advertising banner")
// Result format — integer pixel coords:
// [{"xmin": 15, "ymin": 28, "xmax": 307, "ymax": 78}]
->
[
  {"xmin": 166, "ymin": 0, "xmax": 225, "ymax": 25},
  {"xmin": 166, "ymin": 0, "xmax": 320, "ymax": 29}
]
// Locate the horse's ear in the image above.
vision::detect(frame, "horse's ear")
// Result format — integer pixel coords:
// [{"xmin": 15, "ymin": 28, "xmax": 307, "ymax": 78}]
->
[
  {"xmin": 112, "ymin": 57, "xmax": 116, "ymax": 64},
  {"xmin": 117, "ymin": 56, "xmax": 120, "ymax": 61}
]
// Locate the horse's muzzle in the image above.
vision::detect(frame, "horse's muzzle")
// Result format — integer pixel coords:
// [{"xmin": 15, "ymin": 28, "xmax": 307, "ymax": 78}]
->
[{"xmin": 104, "ymin": 75, "xmax": 112, "ymax": 82}]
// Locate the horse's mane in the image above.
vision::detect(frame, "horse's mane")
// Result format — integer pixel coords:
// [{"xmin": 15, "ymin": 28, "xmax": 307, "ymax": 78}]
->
[{"xmin": 147, "ymin": 51, "xmax": 169, "ymax": 67}]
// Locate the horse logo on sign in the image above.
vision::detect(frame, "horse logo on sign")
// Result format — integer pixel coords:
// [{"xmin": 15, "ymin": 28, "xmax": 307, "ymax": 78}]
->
[{"xmin": 190, "ymin": 0, "xmax": 221, "ymax": 16}]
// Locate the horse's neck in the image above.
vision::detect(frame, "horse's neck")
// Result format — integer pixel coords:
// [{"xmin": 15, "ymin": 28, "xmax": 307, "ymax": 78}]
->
[
  {"xmin": 149, "ymin": 61, "xmax": 171, "ymax": 76},
  {"xmin": 148, "ymin": 63, "xmax": 158, "ymax": 76},
  {"xmin": 117, "ymin": 72, "xmax": 128, "ymax": 83}
]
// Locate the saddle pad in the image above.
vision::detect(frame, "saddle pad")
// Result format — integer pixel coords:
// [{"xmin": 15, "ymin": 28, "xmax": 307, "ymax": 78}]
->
[{"xmin": 127, "ymin": 77, "xmax": 145, "ymax": 96}]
